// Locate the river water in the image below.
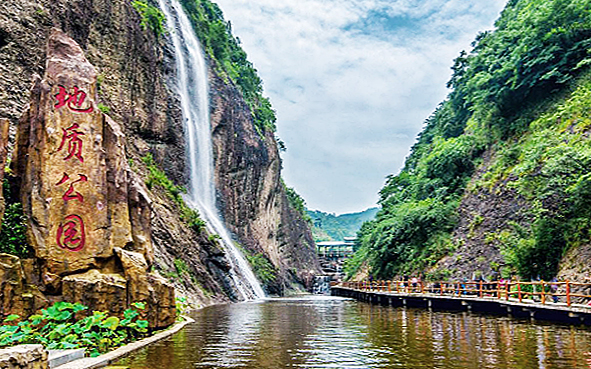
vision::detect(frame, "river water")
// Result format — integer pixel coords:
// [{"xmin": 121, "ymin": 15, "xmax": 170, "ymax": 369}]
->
[{"xmin": 117, "ymin": 295, "xmax": 591, "ymax": 368}]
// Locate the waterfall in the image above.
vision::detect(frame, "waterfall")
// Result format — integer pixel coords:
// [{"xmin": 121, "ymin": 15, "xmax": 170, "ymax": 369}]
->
[{"xmin": 158, "ymin": 0, "xmax": 265, "ymax": 300}]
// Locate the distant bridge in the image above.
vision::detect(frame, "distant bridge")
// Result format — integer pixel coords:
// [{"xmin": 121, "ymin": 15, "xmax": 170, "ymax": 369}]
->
[
  {"xmin": 316, "ymin": 237, "xmax": 356, "ymax": 276},
  {"xmin": 316, "ymin": 237, "xmax": 356, "ymax": 259},
  {"xmin": 332, "ymin": 280, "xmax": 591, "ymax": 325}
]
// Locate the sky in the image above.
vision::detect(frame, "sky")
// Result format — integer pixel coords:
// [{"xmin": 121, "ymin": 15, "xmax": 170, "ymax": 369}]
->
[{"xmin": 213, "ymin": 0, "xmax": 507, "ymax": 215}]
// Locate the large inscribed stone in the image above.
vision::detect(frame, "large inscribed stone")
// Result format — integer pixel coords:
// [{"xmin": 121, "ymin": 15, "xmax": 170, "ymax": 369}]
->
[
  {"xmin": 11, "ymin": 28, "xmax": 175, "ymax": 328},
  {"xmin": 15, "ymin": 29, "xmax": 116, "ymax": 275}
]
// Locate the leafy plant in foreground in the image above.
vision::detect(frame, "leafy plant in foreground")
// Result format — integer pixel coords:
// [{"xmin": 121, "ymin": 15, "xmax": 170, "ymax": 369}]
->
[{"xmin": 0, "ymin": 301, "xmax": 149, "ymax": 357}]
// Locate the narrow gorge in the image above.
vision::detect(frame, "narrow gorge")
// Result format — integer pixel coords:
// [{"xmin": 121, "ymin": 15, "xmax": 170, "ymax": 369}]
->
[{"xmin": 0, "ymin": 0, "xmax": 320, "ymax": 316}]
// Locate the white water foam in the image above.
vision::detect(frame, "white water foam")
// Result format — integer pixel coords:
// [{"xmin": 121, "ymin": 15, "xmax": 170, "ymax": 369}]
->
[{"xmin": 158, "ymin": 0, "xmax": 265, "ymax": 300}]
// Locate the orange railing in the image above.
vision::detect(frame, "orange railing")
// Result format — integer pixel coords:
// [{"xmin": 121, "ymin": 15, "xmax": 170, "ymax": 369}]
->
[{"xmin": 337, "ymin": 280, "xmax": 591, "ymax": 308}]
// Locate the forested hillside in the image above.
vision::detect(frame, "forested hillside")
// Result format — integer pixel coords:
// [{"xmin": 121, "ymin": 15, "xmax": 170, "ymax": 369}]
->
[
  {"xmin": 308, "ymin": 208, "xmax": 379, "ymax": 242},
  {"xmin": 347, "ymin": 0, "xmax": 591, "ymax": 282}
]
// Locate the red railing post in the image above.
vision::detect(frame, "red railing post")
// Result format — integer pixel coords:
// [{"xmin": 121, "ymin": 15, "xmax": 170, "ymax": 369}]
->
[
  {"xmin": 566, "ymin": 280, "xmax": 571, "ymax": 307},
  {"xmin": 518, "ymin": 282, "xmax": 522, "ymax": 303},
  {"xmin": 541, "ymin": 280, "xmax": 545, "ymax": 304},
  {"xmin": 479, "ymin": 280, "xmax": 483, "ymax": 298}
]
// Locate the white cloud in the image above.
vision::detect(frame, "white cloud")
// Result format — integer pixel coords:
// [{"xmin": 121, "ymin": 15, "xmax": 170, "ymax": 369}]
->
[{"xmin": 213, "ymin": 0, "xmax": 506, "ymax": 214}]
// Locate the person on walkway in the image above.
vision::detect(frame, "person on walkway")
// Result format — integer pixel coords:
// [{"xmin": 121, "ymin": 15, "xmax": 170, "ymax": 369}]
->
[
  {"xmin": 551, "ymin": 277, "xmax": 559, "ymax": 303},
  {"xmin": 411, "ymin": 276, "xmax": 419, "ymax": 293}
]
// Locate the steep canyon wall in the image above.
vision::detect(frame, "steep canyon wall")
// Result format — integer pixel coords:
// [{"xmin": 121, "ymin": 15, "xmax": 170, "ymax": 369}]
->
[{"xmin": 0, "ymin": 0, "xmax": 319, "ymax": 308}]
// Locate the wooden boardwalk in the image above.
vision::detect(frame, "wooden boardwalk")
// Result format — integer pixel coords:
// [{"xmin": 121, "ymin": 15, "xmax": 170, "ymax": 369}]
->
[{"xmin": 331, "ymin": 280, "xmax": 591, "ymax": 326}]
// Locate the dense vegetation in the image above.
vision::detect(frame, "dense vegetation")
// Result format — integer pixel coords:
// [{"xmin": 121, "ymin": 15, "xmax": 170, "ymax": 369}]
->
[
  {"xmin": 132, "ymin": 0, "xmax": 166, "ymax": 37},
  {"xmin": 347, "ymin": 0, "xmax": 591, "ymax": 281},
  {"xmin": 0, "ymin": 203, "xmax": 29, "ymax": 257},
  {"xmin": 179, "ymin": 0, "xmax": 277, "ymax": 134},
  {"xmin": 479, "ymin": 79, "xmax": 591, "ymax": 280},
  {"xmin": 308, "ymin": 208, "xmax": 379, "ymax": 242},
  {"xmin": 0, "ymin": 301, "xmax": 149, "ymax": 357},
  {"xmin": 0, "ymin": 177, "xmax": 32, "ymax": 258}
]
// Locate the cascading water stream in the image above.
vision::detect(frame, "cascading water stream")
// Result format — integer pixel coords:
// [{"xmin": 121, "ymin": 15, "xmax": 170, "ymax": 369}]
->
[{"xmin": 158, "ymin": 0, "xmax": 265, "ymax": 300}]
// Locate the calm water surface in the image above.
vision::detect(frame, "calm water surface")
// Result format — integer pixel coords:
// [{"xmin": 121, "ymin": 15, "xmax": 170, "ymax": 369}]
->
[{"xmin": 117, "ymin": 296, "xmax": 591, "ymax": 368}]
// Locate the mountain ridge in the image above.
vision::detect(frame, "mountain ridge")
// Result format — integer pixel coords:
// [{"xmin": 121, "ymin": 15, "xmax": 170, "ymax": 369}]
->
[{"xmin": 308, "ymin": 207, "xmax": 379, "ymax": 242}]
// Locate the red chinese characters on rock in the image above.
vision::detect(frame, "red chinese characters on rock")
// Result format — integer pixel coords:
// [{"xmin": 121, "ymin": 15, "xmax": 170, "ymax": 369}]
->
[
  {"xmin": 57, "ymin": 123, "xmax": 85, "ymax": 163},
  {"xmin": 54, "ymin": 85, "xmax": 94, "ymax": 113},
  {"xmin": 56, "ymin": 173, "xmax": 88, "ymax": 202},
  {"xmin": 56, "ymin": 215, "xmax": 86, "ymax": 252},
  {"xmin": 53, "ymin": 85, "xmax": 93, "ymax": 252}
]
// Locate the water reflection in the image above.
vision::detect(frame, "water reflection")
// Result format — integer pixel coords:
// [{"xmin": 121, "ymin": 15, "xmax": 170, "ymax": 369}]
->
[{"xmin": 117, "ymin": 296, "xmax": 591, "ymax": 368}]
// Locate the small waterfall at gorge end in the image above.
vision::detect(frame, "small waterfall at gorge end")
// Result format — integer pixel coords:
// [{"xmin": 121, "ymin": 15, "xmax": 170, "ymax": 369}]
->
[{"xmin": 158, "ymin": 0, "xmax": 265, "ymax": 300}]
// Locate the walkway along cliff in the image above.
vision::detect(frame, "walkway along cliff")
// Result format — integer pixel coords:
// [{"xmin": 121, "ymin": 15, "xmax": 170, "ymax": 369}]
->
[{"xmin": 0, "ymin": 0, "xmax": 320, "ymax": 316}]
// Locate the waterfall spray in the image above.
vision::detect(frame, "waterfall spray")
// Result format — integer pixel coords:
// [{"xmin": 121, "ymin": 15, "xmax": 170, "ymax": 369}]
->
[{"xmin": 158, "ymin": 0, "xmax": 265, "ymax": 300}]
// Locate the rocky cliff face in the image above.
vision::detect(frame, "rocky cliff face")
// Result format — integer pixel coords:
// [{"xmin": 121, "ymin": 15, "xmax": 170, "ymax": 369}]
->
[
  {"xmin": 8, "ymin": 29, "xmax": 175, "ymax": 328},
  {"xmin": 432, "ymin": 150, "xmax": 532, "ymax": 280},
  {"xmin": 0, "ymin": 0, "xmax": 319, "ymax": 309},
  {"xmin": 210, "ymin": 71, "xmax": 320, "ymax": 294}
]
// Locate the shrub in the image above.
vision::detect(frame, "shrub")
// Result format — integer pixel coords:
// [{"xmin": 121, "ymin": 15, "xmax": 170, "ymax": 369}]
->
[
  {"xmin": 238, "ymin": 246, "xmax": 277, "ymax": 284},
  {"xmin": 142, "ymin": 154, "xmax": 184, "ymax": 202},
  {"xmin": 181, "ymin": 207, "xmax": 206, "ymax": 232},
  {"xmin": 246, "ymin": 253, "xmax": 277, "ymax": 284},
  {"xmin": 282, "ymin": 181, "xmax": 311, "ymax": 222},
  {"xmin": 98, "ymin": 103, "xmax": 110, "ymax": 114}
]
